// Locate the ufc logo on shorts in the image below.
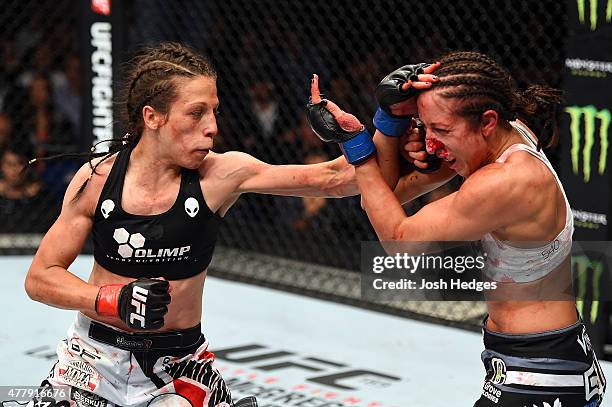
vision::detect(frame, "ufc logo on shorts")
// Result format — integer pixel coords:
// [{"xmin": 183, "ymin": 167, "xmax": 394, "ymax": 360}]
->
[{"xmin": 130, "ymin": 286, "xmax": 148, "ymax": 328}]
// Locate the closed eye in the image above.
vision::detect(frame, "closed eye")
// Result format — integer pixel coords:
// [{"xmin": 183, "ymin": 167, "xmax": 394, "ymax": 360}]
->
[
  {"xmin": 190, "ymin": 109, "xmax": 203, "ymax": 118},
  {"xmin": 432, "ymin": 127, "xmax": 449, "ymax": 134}
]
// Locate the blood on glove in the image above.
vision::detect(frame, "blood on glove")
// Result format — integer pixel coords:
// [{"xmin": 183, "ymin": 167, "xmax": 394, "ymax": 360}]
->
[{"xmin": 306, "ymin": 74, "xmax": 375, "ymax": 165}]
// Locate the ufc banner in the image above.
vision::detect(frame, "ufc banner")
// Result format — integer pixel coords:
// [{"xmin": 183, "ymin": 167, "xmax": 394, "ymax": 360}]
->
[
  {"xmin": 79, "ymin": 0, "xmax": 127, "ymax": 151},
  {"xmin": 561, "ymin": 0, "xmax": 612, "ymax": 240}
]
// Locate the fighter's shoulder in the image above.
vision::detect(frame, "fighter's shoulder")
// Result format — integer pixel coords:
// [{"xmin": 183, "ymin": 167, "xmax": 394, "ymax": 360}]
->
[
  {"xmin": 64, "ymin": 152, "xmax": 119, "ymax": 210},
  {"xmin": 74, "ymin": 153, "xmax": 117, "ymax": 185},
  {"xmin": 202, "ymin": 150, "xmax": 258, "ymax": 166},
  {"xmin": 504, "ymin": 148, "xmax": 553, "ymax": 182},
  {"xmin": 199, "ymin": 150, "xmax": 262, "ymax": 179},
  {"xmin": 457, "ymin": 162, "xmax": 536, "ymax": 210}
]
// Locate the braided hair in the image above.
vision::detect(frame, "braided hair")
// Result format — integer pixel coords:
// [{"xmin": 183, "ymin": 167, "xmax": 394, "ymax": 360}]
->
[
  {"xmin": 27, "ymin": 42, "xmax": 217, "ymax": 201},
  {"xmin": 432, "ymin": 51, "xmax": 563, "ymax": 150}
]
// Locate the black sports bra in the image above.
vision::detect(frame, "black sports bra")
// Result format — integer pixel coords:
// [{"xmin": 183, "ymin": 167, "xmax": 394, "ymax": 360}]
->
[{"xmin": 92, "ymin": 147, "xmax": 220, "ymax": 280}]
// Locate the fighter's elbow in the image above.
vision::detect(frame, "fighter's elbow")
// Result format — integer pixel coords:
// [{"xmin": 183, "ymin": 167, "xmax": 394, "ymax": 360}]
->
[
  {"xmin": 390, "ymin": 221, "xmax": 409, "ymax": 242},
  {"xmin": 24, "ymin": 264, "xmax": 50, "ymax": 302},
  {"xmin": 24, "ymin": 270, "xmax": 41, "ymax": 302}
]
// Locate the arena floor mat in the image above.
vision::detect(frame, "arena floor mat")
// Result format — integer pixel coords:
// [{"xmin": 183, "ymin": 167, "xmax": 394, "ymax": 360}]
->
[{"xmin": 1, "ymin": 256, "xmax": 610, "ymax": 406}]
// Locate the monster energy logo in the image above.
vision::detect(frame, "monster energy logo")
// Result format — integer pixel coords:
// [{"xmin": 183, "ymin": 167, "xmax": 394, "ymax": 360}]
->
[
  {"xmin": 573, "ymin": 254, "xmax": 605, "ymax": 323},
  {"xmin": 577, "ymin": 0, "xmax": 612, "ymax": 30},
  {"xmin": 565, "ymin": 105, "xmax": 610, "ymax": 183}
]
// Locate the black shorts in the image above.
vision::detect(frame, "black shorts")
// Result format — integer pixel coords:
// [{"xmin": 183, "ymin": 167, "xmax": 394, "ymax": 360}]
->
[{"xmin": 475, "ymin": 317, "xmax": 607, "ymax": 407}]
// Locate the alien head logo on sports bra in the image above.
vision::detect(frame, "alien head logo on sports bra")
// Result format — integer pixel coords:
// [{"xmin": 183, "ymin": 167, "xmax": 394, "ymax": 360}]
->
[
  {"xmin": 184, "ymin": 197, "xmax": 199, "ymax": 218},
  {"xmin": 111, "ymin": 228, "xmax": 191, "ymax": 262},
  {"xmin": 101, "ymin": 199, "xmax": 115, "ymax": 219},
  {"xmin": 490, "ymin": 358, "xmax": 507, "ymax": 385}
]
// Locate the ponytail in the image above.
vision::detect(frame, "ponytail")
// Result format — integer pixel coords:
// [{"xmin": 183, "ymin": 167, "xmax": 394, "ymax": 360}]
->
[
  {"xmin": 22, "ymin": 134, "xmax": 136, "ymax": 203},
  {"xmin": 514, "ymin": 85, "xmax": 564, "ymax": 149}
]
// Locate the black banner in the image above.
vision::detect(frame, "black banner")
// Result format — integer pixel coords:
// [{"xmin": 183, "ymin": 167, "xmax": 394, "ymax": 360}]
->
[
  {"xmin": 79, "ymin": 0, "xmax": 127, "ymax": 151},
  {"xmin": 560, "ymin": 0, "xmax": 612, "ymax": 240}
]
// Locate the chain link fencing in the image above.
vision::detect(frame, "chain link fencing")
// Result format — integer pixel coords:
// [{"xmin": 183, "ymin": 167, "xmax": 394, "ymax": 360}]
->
[
  {"xmin": 0, "ymin": 0, "xmax": 82, "ymax": 235},
  {"xmin": 1, "ymin": 0, "xmax": 571, "ymax": 330}
]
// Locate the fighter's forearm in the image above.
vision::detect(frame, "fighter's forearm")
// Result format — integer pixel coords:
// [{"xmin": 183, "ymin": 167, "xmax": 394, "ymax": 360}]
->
[
  {"xmin": 373, "ymin": 130, "xmax": 400, "ymax": 190},
  {"xmin": 315, "ymin": 155, "xmax": 356, "ymax": 197},
  {"xmin": 394, "ymin": 164, "xmax": 456, "ymax": 204},
  {"xmin": 25, "ymin": 264, "xmax": 99, "ymax": 312},
  {"xmin": 356, "ymin": 159, "xmax": 408, "ymax": 241}
]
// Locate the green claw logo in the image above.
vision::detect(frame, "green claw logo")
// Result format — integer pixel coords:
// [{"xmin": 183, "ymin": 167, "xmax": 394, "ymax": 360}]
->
[
  {"xmin": 565, "ymin": 105, "xmax": 610, "ymax": 183},
  {"xmin": 573, "ymin": 255, "xmax": 605, "ymax": 323},
  {"xmin": 577, "ymin": 0, "xmax": 612, "ymax": 30}
]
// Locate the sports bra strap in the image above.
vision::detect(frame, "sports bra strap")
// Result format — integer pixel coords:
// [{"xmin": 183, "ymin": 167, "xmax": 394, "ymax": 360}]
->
[{"xmin": 495, "ymin": 143, "xmax": 535, "ymax": 164}]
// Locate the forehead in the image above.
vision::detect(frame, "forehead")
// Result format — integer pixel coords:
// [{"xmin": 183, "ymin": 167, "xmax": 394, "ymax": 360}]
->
[
  {"xmin": 174, "ymin": 76, "xmax": 218, "ymax": 104},
  {"xmin": 417, "ymin": 90, "xmax": 460, "ymax": 124}
]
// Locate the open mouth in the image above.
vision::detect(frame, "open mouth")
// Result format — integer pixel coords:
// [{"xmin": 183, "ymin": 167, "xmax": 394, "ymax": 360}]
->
[
  {"xmin": 435, "ymin": 149, "xmax": 455, "ymax": 163},
  {"xmin": 446, "ymin": 158, "xmax": 460, "ymax": 172},
  {"xmin": 441, "ymin": 154, "xmax": 455, "ymax": 163},
  {"xmin": 438, "ymin": 153, "xmax": 456, "ymax": 168}
]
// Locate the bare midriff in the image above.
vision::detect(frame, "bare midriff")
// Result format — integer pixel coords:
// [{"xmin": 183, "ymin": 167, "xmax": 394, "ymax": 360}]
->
[
  {"xmin": 485, "ymin": 262, "xmax": 578, "ymax": 334},
  {"xmin": 486, "ymin": 300, "xmax": 577, "ymax": 334},
  {"xmin": 81, "ymin": 261, "xmax": 206, "ymax": 333}
]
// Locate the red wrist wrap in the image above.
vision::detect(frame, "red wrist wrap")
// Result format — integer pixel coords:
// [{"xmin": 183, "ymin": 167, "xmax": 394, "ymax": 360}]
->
[{"xmin": 95, "ymin": 284, "xmax": 124, "ymax": 318}]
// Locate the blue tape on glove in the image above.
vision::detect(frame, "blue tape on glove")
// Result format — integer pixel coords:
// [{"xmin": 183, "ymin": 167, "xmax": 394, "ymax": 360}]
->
[
  {"xmin": 373, "ymin": 108, "xmax": 411, "ymax": 137},
  {"xmin": 339, "ymin": 129, "xmax": 376, "ymax": 165}
]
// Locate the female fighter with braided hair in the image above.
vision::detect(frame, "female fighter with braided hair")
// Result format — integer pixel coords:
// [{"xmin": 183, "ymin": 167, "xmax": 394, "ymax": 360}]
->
[
  {"xmin": 23, "ymin": 42, "xmax": 442, "ymax": 407},
  {"xmin": 308, "ymin": 51, "xmax": 606, "ymax": 406}
]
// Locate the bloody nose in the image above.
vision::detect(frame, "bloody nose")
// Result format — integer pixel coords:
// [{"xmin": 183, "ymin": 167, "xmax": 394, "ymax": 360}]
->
[{"xmin": 426, "ymin": 138, "xmax": 445, "ymax": 154}]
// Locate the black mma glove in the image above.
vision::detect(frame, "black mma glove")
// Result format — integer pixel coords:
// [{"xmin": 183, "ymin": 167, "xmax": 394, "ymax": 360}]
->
[
  {"xmin": 307, "ymin": 74, "xmax": 375, "ymax": 165},
  {"xmin": 95, "ymin": 278, "xmax": 171, "ymax": 330},
  {"xmin": 412, "ymin": 117, "xmax": 442, "ymax": 173},
  {"xmin": 374, "ymin": 64, "xmax": 443, "ymax": 171},
  {"xmin": 373, "ymin": 63, "xmax": 429, "ymax": 137}
]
